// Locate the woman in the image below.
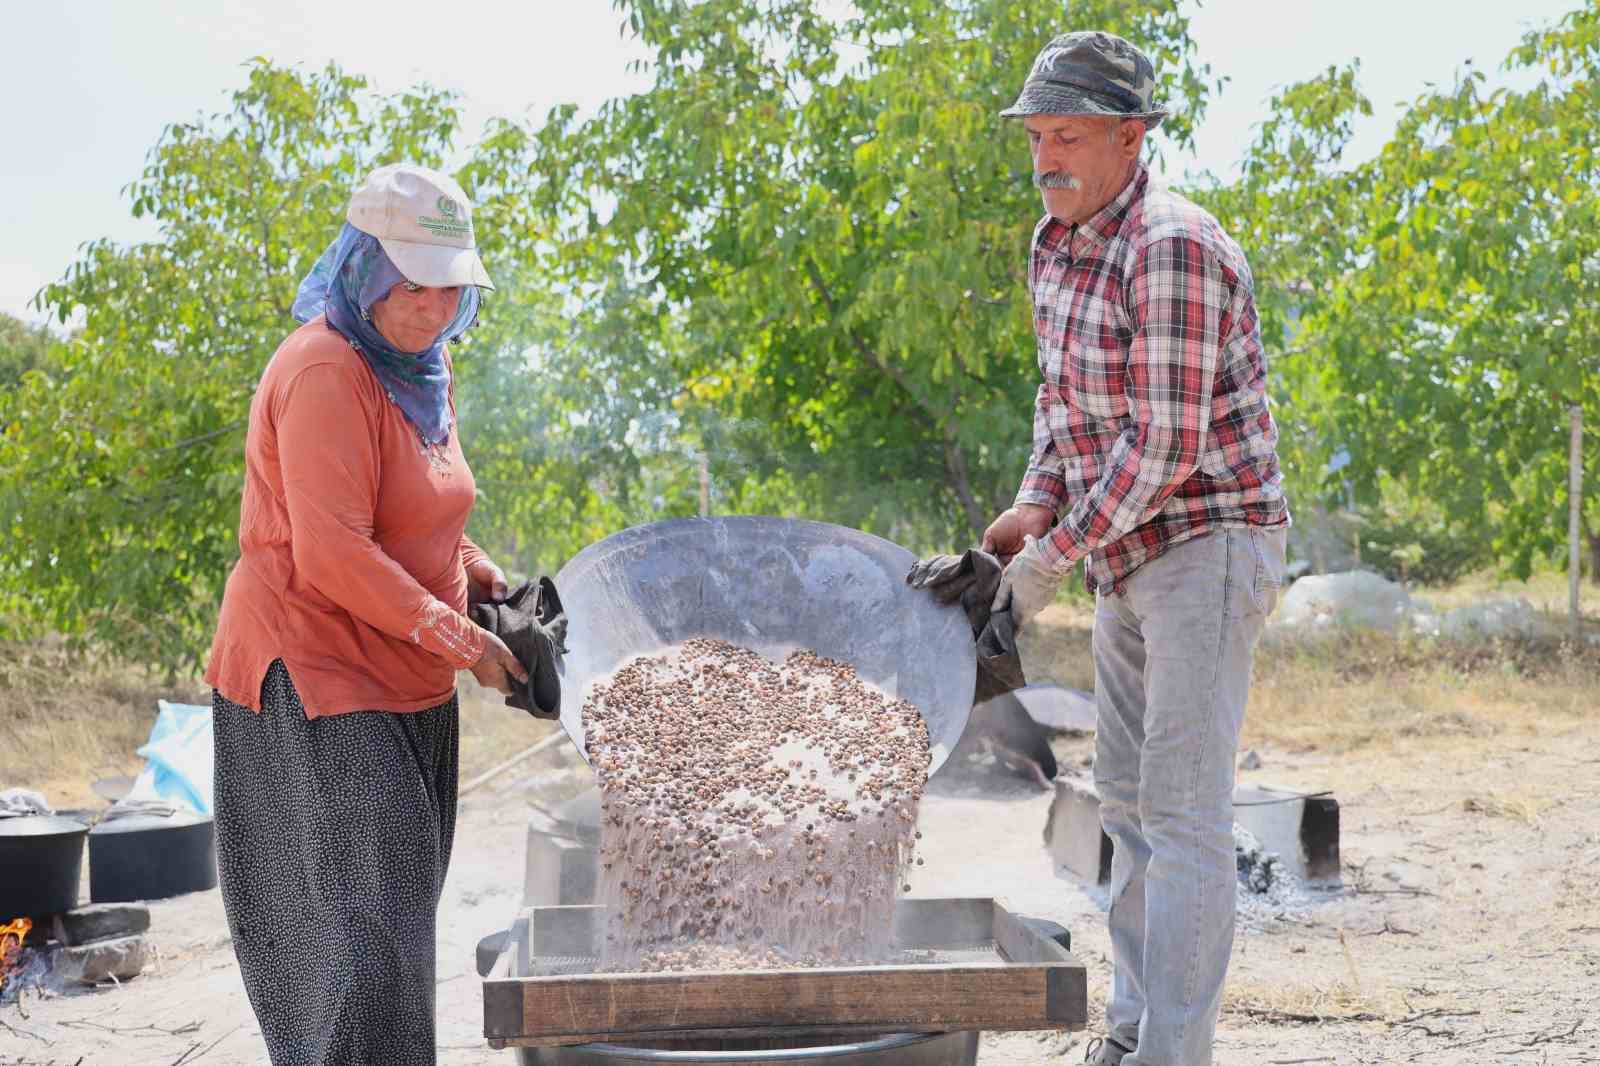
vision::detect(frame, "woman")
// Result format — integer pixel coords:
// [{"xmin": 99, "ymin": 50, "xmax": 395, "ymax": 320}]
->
[{"xmin": 205, "ymin": 163, "xmax": 528, "ymax": 1066}]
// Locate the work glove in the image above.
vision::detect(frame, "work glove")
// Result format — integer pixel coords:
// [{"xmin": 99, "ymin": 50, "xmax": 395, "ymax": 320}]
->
[
  {"xmin": 991, "ymin": 535, "xmax": 1063, "ymax": 632},
  {"xmin": 906, "ymin": 548, "xmax": 1026, "ymax": 703},
  {"xmin": 469, "ymin": 577, "xmax": 569, "ymax": 719}
]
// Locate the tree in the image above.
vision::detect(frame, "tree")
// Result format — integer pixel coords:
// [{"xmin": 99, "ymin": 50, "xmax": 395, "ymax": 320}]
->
[
  {"xmin": 484, "ymin": 0, "xmax": 1217, "ymax": 547},
  {"xmin": 0, "ymin": 62, "xmax": 466, "ymax": 667},
  {"xmin": 0, "ymin": 313, "xmax": 56, "ymax": 390},
  {"xmin": 1204, "ymin": 2, "xmax": 1600, "ymax": 584},
  {"xmin": 1310, "ymin": 4, "xmax": 1600, "ymax": 581},
  {"xmin": 3, "ymin": 1, "xmax": 1218, "ymax": 670}
]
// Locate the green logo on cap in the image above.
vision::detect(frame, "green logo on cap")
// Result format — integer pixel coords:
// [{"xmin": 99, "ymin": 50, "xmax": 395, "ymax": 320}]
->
[{"xmin": 418, "ymin": 194, "xmax": 471, "ymax": 240}]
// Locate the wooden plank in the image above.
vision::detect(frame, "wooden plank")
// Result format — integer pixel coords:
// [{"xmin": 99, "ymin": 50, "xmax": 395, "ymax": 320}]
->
[
  {"xmin": 503, "ymin": 1024, "xmax": 984, "ymax": 1049},
  {"xmin": 499, "ymin": 960, "xmax": 1043, "ymax": 1043},
  {"xmin": 990, "ymin": 905, "xmax": 1085, "ymax": 1026},
  {"xmin": 485, "ymin": 898, "xmax": 1088, "ymax": 1043},
  {"xmin": 484, "ymin": 911, "xmax": 531, "ymax": 1048},
  {"xmin": 509, "ymin": 963, "xmax": 1047, "ymax": 1043}
]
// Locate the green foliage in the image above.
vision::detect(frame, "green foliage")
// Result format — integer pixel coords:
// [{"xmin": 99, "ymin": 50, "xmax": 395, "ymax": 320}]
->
[
  {"xmin": 486, "ymin": 0, "xmax": 1215, "ymax": 548},
  {"xmin": 1355, "ymin": 485, "xmax": 1495, "ymax": 587},
  {"xmin": 12, "ymin": 0, "xmax": 1596, "ymax": 675},
  {"xmin": 1210, "ymin": 4, "xmax": 1600, "ymax": 582},
  {"xmin": 0, "ymin": 313, "xmax": 57, "ymax": 390},
  {"xmin": 0, "ymin": 62, "xmax": 464, "ymax": 668}
]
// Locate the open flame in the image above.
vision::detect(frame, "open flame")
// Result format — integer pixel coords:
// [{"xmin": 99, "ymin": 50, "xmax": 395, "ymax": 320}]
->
[{"xmin": 0, "ymin": 917, "xmax": 31, "ymax": 991}]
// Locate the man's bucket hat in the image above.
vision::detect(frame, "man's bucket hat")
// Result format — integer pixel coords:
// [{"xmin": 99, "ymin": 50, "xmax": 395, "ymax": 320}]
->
[
  {"xmin": 1001, "ymin": 31, "xmax": 1167, "ymax": 128},
  {"xmin": 347, "ymin": 163, "xmax": 494, "ymax": 290}
]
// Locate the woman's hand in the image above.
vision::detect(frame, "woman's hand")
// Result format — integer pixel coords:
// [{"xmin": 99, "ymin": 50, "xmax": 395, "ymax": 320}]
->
[
  {"xmin": 469, "ymin": 630, "xmax": 529, "ymax": 695},
  {"xmin": 466, "ymin": 558, "xmax": 509, "ymax": 607}
]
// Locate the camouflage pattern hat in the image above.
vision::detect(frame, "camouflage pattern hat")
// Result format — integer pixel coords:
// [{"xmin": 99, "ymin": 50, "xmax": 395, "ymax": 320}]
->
[{"xmin": 1001, "ymin": 31, "xmax": 1167, "ymax": 128}]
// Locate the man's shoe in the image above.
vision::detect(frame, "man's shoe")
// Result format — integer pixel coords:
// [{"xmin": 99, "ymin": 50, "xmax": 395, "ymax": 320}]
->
[{"xmin": 1083, "ymin": 1036, "xmax": 1135, "ymax": 1065}]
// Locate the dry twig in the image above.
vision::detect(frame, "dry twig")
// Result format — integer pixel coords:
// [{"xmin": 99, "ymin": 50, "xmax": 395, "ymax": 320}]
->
[
  {"xmin": 0, "ymin": 1014, "xmax": 46, "ymax": 1042},
  {"xmin": 58, "ymin": 1019, "xmax": 201, "ymax": 1037}
]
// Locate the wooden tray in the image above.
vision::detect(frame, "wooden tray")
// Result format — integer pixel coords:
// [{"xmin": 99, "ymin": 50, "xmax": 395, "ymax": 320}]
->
[{"xmin": 483, "ymin": 897, "xmax": 1085, "ymax": 1048}]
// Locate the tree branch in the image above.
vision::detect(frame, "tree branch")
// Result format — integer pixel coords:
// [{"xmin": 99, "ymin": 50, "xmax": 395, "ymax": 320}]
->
[{"xmin": 800, "ymin": 256, "xmax": 987, "ymax": 538}]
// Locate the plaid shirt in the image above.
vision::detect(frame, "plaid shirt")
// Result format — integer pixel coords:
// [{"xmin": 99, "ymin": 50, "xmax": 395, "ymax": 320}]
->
[{"xmin": 1016, "ymin": 164, "xmax": 1289, "ymax": 594}]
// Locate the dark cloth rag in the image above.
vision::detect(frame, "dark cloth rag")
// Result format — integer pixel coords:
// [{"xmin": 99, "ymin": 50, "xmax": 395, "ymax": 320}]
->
[
  {"xmin": 468, "ymin": 577, "xmax": 568, "ymax": 719},
  {"xmin": 905, "ymin": 549, "xmax": 1026, "ymax": 704}
]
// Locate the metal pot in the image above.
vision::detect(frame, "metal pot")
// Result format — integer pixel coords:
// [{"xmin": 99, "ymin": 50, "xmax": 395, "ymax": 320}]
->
[
  {"xmin": 517, "ymin": 1031, "xmax": 980, "ymax": 1066},
  {"xmin": 0, "ymin": 812, "xmax": 88, "ymax": 917},
  {"xmin": 89, "ymin": 804, "xmax": 217, "ymax": 903}
]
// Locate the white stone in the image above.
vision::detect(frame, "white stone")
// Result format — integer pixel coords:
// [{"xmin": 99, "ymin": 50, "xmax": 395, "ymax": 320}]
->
[
  {"xmin": 1438, "ymin": 598, "xmax": 1542, "ymax": 640},
  {"xmin": 1272, "ymin": 570, "xmax": 1413, "ymax": 632}
]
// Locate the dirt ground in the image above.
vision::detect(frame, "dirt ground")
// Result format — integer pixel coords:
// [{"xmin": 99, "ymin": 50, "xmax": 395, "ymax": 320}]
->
[{"xmin": 3, "ymin": 592, "xmax": 1599, "ymax": 1065}]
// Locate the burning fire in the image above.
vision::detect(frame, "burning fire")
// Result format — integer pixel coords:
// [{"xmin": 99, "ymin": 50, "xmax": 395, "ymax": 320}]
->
[{"xmin": 0, "ymin": 917, "xmax": 31, "ymax": 991}]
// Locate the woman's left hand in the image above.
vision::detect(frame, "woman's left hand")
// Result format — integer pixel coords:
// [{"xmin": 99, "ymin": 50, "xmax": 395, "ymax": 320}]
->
[{"xmin": 467, "ymin": 558, "xmax": 509, "ymax": 606}]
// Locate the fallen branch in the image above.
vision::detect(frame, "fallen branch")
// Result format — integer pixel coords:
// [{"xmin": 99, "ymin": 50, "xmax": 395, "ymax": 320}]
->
[
  {"xmin": 59, "ymin": 1019, "xmax": 201, "ymax": 1037},
  {"xmin": 1394, "ymin": 1008, "xmax": 1481, "ymax": 1024},
  {"xmin": 1521, "ymin": 1019, "xmax": 1583, "ymax": 1047},
  {"xmin": 1231, "ymin": 1007, "xmax": 1382, "ymax": 1024},
  {"xmin": 180, "ymin": 1023, "xmax": 240, "ymax": 1064},
  {"xmin": 459, "ymin": 730, "xmax": 568, "ymax": 797}
]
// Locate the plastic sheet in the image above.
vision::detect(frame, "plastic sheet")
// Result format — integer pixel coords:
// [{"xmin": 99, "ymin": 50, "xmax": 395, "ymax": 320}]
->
[{"xmin": 124, "ymin": 700, "xmax": 213, "ymax": 815}]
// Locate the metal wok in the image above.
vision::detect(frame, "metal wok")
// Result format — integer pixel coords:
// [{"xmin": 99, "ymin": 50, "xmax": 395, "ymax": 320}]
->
[{"xmin": 551, "ymin": 517, "xmax": 975, "ymax": 775}]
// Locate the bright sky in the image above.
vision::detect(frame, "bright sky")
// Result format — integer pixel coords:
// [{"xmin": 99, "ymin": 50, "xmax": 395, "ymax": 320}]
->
[{"xmin": 0, "ymin": 0, "xmax": 1577, "ymax": 324}]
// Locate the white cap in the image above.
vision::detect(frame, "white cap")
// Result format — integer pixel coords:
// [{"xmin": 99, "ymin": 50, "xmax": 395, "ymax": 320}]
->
[{"xmin": 346, "ymin": 163, "xmax": 494, "ymax": 291}]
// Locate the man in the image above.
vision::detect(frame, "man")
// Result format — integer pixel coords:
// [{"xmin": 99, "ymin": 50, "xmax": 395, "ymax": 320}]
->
[{"xmin": 985, "ymin": 31, "xmax": 1290, "ymax": 1066}]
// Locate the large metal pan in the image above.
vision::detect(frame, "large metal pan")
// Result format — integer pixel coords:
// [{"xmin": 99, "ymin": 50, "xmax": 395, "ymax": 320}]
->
[{"xmin": 552, "ymin": 517, "xmax": 975, "ymax": 775}]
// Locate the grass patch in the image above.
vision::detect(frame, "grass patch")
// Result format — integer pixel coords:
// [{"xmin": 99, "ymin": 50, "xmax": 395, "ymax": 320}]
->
[
  {"xmin": 1019, "ymin": 597, "xmax": 1600, "ymax": 757},
  {"xmin": 1, "ymin": 638, "xmax": 559, "ymax": 809}
]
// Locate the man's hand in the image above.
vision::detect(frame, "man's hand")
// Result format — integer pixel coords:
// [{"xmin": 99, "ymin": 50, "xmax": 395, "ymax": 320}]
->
[
  {"xmin": 469, "ymin": 630, "xmax": 529, "ymax": 696},
  {"xmin": 991, "ymin": 535, "xmax": 1063, "ymax": 631},
  {"xmin": 981, "ymin": 504, "xmax": 1055, "ymax": 565},
  {"xmin": 466, "ymin": 558, "xmax": 510, "ymax": 607}
]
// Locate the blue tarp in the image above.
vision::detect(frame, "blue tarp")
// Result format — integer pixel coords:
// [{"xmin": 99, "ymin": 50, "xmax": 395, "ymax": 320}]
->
[{"xmin": 126, "ymin": 700, "xmax": 213, "ymax": 815}]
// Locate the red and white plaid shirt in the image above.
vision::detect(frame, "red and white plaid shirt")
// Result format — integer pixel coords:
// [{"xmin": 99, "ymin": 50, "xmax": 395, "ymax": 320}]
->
[{"xmin": 1017, "ymin": 164, "xmax": 1289, "ymax": 594}]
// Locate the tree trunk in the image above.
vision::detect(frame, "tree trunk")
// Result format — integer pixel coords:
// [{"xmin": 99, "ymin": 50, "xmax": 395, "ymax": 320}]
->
[
  {"xmin": 1570, "ymin": 405, "xmax": 1583, "ymax": 630},
  {"xmin": 942, "ymin": 436, "xmax": 987, "ymax": 543},
  {"xmin": 698, "ymin": 452, "xmax": 710, "ymax": 517},
  {"xmin": 802, "ymin": 256, "xmax": 987, "ymax": 540}
]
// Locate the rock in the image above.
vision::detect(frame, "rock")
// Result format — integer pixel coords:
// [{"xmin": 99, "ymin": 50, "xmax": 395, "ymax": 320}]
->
[
  {"xmin": 1238, "ymin": 750, "xmax": 1263, "ymax": 771},
  {"xmin": 53, "ymin": 933, "xmax": 148, "ymax": 985},
  {"xmin": 1272, "ymin": 570, "xmax": 1413, "ymax": 632},
  {"xmin": 54, "ymin": 903, "xmax": 151, "ymax": 946},
  {"xmin": 1439, "ymin": 598, "xmax": 1541, "ymax": 640}
]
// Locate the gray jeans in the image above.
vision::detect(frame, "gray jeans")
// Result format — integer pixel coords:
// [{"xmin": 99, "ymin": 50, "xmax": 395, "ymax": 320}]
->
[{"xmin": 1092, "ymin": 526, "xmax": 1286, "ymax": 1066}]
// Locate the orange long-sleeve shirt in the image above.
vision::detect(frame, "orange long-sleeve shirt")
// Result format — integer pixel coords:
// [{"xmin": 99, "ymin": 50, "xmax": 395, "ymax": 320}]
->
[{"xmin": 205, "ymin": 317, "xmax": 488, "ymax": 718}]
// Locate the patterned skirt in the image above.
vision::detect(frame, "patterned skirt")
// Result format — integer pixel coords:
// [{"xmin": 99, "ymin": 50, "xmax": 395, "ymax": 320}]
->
[{"xmin": 212, "ymin": 659, "xmax": 458, "ymax": 1066}]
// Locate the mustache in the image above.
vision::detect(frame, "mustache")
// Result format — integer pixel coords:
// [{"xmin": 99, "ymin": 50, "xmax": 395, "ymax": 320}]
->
[{"xmin": 1033, "ymin": 170, "xmax": 1082, "ymax": 190}]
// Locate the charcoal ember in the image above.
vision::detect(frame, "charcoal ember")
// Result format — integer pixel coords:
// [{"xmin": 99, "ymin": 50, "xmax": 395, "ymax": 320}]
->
[
  {"xmin": 1234, "ymin": 824, "xmax": 1285, "ymax": 895},
  {"xmin": 585, "ymin": 639, "xmax": 932, "ymax": 972}
]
